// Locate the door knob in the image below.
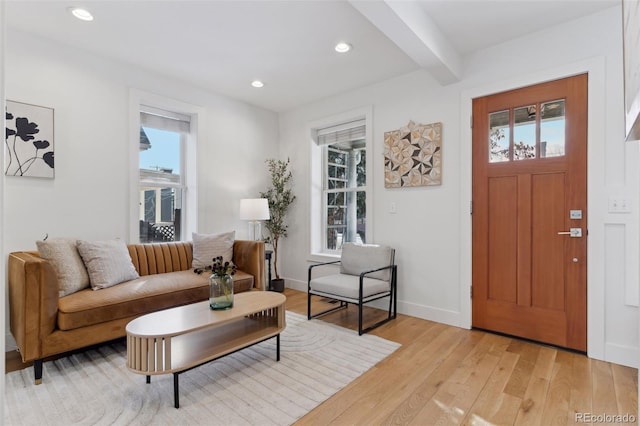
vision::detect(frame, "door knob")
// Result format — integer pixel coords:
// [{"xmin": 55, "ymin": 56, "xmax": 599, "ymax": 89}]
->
[
  {"xmin": 557, "ymin": 228, "xmax": 582, "ymax": 237},
  {"xmin": 572, "ymin": 258, "xmax": 579, "ymax": 263}
]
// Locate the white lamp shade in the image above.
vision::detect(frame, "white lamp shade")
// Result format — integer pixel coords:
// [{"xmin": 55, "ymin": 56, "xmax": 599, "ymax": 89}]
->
[{"xmin": 239, "ymin": 198, "xmax": 270, "ymax": 220}]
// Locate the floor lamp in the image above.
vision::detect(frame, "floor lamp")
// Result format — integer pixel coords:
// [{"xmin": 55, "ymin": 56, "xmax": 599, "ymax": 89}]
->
[{"xmin": 239, "ymin": 198, "xmax": 270, "ymax": 241}]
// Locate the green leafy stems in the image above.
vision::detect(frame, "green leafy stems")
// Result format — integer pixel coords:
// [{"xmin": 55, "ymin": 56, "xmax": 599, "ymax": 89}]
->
[{"xmin": 260, "ymin": 158, "xmax": 296, "ymax": 280}]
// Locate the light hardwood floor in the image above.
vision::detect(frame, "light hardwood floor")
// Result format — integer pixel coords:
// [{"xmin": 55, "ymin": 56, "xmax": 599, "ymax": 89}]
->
[
  {"xmin": 286, "ymin": 289, "xmax": 637, "ymax": 425},
  {"xmin": 6, "ymin": 288, "xmax": 638, "ymax": 425}
]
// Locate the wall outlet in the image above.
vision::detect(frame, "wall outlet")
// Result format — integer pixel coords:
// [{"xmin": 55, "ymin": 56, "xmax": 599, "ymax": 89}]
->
[{"xmin": 390, "ymin": 202, "xmax": 397, "ymax": 214}]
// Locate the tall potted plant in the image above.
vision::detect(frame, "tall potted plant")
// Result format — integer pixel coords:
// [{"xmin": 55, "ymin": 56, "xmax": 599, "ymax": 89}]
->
[{"xmin": 260, "ymin": 158, "xmax": 296, "ymax": 292}]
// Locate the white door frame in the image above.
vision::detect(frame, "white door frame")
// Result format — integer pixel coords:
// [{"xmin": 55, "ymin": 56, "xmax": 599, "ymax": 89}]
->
[{"xmin": 459, "ymin": 56, "xmax": 607, "ymax": 360}]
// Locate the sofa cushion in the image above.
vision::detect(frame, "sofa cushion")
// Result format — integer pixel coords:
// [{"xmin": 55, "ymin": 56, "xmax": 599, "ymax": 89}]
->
[
  {"xmin": 128, "ymin": 242, "xmax": 193, "ymax": 276},
  {"xmin": 230, "ymin": 270, "xmax": 255, "ymax": 294},
  {"xmin": 192, "ymin": 231, "xmax": 235, "ymax": 268},
  {"xmin": 36, "ymin": 238, "xmax": 90, "ymax": 297},
  {"xmin": 77, "ymin": 239, "xmax": 140, "ymax": 290},
  {"xmin": 57, "ymin": 269, "xmax": 255, "ymax": 330}
]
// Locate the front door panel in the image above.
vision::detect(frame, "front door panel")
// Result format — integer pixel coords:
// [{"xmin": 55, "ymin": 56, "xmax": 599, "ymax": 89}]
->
[{"xmin": 472, "ymin": 74, "xmax": 588, "ymax": 351}]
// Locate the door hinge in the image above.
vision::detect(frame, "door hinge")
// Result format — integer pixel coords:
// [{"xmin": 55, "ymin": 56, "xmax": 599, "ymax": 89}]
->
[
  {"xmin": 470, "ymin": 200, "xmax": 473, "ymax": 215},
  {"xmin": 470, "ymin": 286, "xmax": 473, "ymax": 298},
  {"xmin": 470, "ymin": 115, "xmax": 473, "ymax": 129}
]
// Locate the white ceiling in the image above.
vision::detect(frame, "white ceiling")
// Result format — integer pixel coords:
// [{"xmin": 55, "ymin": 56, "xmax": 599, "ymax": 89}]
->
[{"xmin": 5, "ymin": 0, "xmax": 619, "ymax": 112}]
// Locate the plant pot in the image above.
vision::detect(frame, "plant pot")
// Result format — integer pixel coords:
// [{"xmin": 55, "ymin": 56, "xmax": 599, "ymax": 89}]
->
[
  {"xmin": 210, "ymin": 273, "xmax": 234, "ymax": 310},
  {"xmin": 270, "ymin": 278, "xmax": 285, "ymax": 292}
]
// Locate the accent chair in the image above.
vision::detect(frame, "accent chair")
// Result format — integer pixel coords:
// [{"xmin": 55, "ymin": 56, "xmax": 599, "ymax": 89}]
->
[{"xmin": 307, "ymin": 243, "xmax": 397, "ymax": 335}]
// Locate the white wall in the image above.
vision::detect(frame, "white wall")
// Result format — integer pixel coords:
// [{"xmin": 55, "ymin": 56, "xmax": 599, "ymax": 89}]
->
[
  {"xmin": 278, "ymin": 6, "xmax": 640, "ymax": 368},
  {"xmin": 5, "ymin": 28, "xmax": 279, "ymax": 250},
  {"xmin": 4, "ymin": 29, "xmax": 279, "ymax": 348}
]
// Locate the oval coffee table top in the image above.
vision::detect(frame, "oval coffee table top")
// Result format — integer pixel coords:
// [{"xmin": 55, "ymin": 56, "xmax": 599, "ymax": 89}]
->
[{"xmin": 126, "ymin": 291, "xmax": 286, "ymax": 338}]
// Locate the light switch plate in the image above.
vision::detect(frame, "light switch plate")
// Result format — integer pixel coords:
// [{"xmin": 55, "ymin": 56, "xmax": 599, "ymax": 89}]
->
[{"xmin": 608, "ymin": 197, "xmax": 631, "ymax": 213}]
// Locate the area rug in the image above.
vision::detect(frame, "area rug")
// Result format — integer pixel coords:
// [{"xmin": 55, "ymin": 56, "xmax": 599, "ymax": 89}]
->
[{"xmin": 4, "ymin": 311, "xmax": 400, "ymax": 426}]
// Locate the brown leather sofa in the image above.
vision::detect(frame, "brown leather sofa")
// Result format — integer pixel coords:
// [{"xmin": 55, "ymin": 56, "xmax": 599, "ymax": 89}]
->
[{"xmin": 8, "ymin": 240, "xmax": 265, "ymax": 384}]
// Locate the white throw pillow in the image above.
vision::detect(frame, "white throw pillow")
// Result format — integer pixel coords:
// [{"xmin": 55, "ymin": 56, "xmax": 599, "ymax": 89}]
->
[
  {"xmin": 77, "ymin": 239, "xmax": 140, "ymax": 290},
  {"xmin": 36, "ymin": 238, "xmax": 90, "ymax": 297},
  {"xmin": 192, "ymin": 231, "xmax": 235, "ymax": 269}
]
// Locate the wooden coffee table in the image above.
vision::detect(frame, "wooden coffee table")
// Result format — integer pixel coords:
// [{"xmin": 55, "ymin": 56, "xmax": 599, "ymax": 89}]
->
[{"xmin": 126, "ymin": 291, "xmax": 286, "ymax": 408}]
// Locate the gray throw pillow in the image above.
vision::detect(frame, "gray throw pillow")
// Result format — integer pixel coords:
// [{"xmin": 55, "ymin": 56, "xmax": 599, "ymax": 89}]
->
[
  {"xmin": 36, "ymin": 238, "xmax": 90, "ymax": 297},
  {"xmin": 340, "ymin": 243, "xmax": 394, "ymax": 281},
  {"xmin": 77, "ymin": 239, "xmax": 140, "ymax": 290},
  {"xmin": 192, "ymin": 231, "xmax": 235, "ymax": 268}
]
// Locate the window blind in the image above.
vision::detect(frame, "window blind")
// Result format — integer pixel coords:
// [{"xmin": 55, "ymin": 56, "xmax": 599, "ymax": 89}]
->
[
  {"xmin": 140, "ymin": 105, "xmax": 191, "ymax": 133},
  {"xmin": 316, "ymin": 119, "xmax": 365, "ymax": 145}
]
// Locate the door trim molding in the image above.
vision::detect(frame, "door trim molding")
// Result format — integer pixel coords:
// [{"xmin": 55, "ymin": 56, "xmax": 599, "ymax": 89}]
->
[{"xmin": 460, "ymin": 56, "xmax": 607, "ymax": 361}]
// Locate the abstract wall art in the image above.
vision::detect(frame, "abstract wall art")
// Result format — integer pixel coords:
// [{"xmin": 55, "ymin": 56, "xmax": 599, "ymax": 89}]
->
[
  {"xmin": 383, "ymin": 120, "xmax": 441, "ymax": 188},
  {"xmin": 5, "ymin": 100, "xmax": 55, "ymax": 178}
]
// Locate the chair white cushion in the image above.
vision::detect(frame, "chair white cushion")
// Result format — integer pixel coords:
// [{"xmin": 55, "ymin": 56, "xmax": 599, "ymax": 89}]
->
[
  {"xmin": 340, "ymin": 243, "xmax": 393, "ymax": 281},
  {"xmin": 310, "ymin": 273, "xmax": 390, "ymax": 300}
]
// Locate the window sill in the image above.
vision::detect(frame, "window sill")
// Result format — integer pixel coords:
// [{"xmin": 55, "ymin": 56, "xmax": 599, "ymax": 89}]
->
[{"xmin": 308, "ymin": 252, "xmax": 341, "ymax": 264}]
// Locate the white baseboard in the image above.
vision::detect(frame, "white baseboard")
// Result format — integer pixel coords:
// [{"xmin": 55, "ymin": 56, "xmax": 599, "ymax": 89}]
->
[
  {"xmin": 604, "ymin": 342, "xmax": 640, "ymax": 369},
  {"xmin": 285, "ymin": 278, "xmax": 307, "ymax": 292},
  {"xmin": 397, "ymin": 300, "xmax": 468, "ymax": 330}
]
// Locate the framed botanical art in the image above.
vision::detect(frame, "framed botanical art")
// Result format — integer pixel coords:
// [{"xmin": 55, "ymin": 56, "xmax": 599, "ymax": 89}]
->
[{"xmin": 5, "ymin": 100, "xmax": 55, "ymax": 178}]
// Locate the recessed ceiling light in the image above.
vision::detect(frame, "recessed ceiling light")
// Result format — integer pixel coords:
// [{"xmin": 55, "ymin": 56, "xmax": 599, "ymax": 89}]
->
[
  {"xmin": 251, "ymin": 80, "xmax": 264, "ymax": 88},
  {"xmin": 335, "ymin": 42, "xmax": 352, "ymax": 53},
  {"xmin": 69, "ymin": 7, "xmax": 94, "ymax": 21}
]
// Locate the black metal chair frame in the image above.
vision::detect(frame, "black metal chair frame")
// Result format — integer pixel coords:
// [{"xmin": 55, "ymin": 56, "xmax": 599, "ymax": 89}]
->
[{"xmin": 307, "ymin": 260, "xmax": 398, "ymax": 335}]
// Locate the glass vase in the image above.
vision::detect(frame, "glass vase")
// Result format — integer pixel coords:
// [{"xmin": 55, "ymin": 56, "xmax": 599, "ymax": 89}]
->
[{"xmin": 209, "ymin": 273, "xmax": 234, "ymax": 310}]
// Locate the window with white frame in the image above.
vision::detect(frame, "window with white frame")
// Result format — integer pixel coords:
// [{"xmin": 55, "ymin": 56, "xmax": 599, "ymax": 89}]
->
[
  {"xmin": 138, "ymin": 106, "xmax": 190, "ymax": 243},
  {"xmin": 312, "ymin": 116, "xmax": 370, "ymax": 254}
]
